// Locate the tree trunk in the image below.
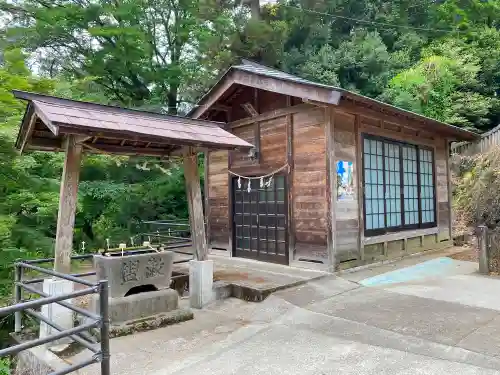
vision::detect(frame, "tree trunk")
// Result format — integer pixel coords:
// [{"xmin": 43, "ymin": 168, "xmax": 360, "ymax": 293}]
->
[{"xmin": 167, "ymin": 84, "xmax": 178, "ymax": 115}]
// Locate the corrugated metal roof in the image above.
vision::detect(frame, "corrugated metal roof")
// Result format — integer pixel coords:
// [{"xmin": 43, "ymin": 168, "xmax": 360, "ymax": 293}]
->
[{"xmin": 14, "ymin": 91, "xmax": 254, "ymax": 153}]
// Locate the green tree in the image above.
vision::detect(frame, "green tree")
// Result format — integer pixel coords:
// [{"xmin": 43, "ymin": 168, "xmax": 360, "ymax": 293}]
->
[
  {"xmin": 0, "ymin": 49, "xmax": 59, "ymax": 301},
  {"xmin": 383, "ymin": 32, "xmax": 498, "ymax": 131},
  {"xmin": 2, "ymin": 0, "xmax": 237, "ymax": 113}
]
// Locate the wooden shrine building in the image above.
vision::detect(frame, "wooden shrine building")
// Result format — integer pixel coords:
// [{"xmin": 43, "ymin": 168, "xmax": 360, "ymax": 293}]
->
[{"xmin": 192, "ymin": 60, "xmax": 479, "ymax": 271}]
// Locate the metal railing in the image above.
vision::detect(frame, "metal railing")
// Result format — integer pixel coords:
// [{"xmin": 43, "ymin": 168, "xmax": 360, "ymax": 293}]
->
[
  {"xmin": 0, "ymin": 256, "xmax": 110, "ymax": 375},
  {"xmin": 139, "ymin": 220, "xmax": 193, "ymax": 255},
  {"xmin": 0, "ymin": 220, "xmax": 196, "ymax": 375}
]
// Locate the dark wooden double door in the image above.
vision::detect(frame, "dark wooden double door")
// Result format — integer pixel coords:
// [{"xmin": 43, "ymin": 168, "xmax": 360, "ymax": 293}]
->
[{"xmin": 232, "ymin": 175, "xmax": 288, "ymax": 264}]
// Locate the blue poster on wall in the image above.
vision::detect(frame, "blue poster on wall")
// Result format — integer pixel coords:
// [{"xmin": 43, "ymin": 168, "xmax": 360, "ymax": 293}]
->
[{"xmin": 337, "ymin": 160, "xmax": 354, "ymax": 201}]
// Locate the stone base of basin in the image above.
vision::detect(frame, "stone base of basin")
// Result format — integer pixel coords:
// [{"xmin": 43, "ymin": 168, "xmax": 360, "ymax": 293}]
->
[
  {"xmin": 107, "ymin": 309, "xmax": 194, "ymax": 338},
  {"xmin": 90, "ymin": 288, "xmax": 179, "ymax": 324}
]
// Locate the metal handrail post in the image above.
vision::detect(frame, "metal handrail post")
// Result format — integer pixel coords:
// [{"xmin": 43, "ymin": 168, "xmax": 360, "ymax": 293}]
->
[
  {"xmin": 99, "ymin": 280, "xmax": 111, "ymax": 375},
  {"xmin": 14, "ymin": 263, "xmax": 22, "ymax": 333}
]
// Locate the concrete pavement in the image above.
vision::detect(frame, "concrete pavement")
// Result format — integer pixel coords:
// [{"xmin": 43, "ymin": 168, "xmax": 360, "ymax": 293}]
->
[{"xmin": 73, "ymin": 251, "xmax": 500, "ymax": 375}]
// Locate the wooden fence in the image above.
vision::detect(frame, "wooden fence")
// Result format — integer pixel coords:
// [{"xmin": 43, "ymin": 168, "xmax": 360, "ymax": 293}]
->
[{"xmin": 451, "ymin": 123, "xmax": 500, "ymax": 155}]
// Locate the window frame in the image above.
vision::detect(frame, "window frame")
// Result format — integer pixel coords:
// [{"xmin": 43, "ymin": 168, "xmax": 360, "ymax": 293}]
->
[{"xmin": 361, "ymin": 134, "xmax": 437, "ymax": 236}]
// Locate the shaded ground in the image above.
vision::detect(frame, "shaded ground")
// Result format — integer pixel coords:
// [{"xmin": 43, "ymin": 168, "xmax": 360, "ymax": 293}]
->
[{"xmin": 448, "ymin": 245, "xmax": 479, "ymax": 262}]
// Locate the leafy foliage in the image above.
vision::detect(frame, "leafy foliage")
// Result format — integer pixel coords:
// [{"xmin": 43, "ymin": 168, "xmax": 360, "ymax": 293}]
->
[
  {"xmin": 0, "ymin": 357, "xmax": 10, "ymax": 375},
  {"xmin": 3, "ymin": 0, "xmax": 237, "ymax": 113},
  {"xmin": 452, "ymin": 148, "xmax": 500, "ymax": 234}
]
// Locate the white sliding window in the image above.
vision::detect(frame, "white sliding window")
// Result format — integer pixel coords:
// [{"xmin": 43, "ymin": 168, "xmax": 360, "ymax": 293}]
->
[{"xmin": 362, "ymin": 135, "xmax": 436, "ymax": 235}]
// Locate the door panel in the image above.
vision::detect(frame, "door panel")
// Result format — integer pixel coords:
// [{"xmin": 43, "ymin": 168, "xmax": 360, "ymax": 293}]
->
[{"xmin": 232, "ymin": 175, "xmax": 288, "ymax": 264}]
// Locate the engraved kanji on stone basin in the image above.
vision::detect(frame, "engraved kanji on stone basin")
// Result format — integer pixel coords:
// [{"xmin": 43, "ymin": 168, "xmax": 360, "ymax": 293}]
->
[{"xmin": 94, "ymin": 251, "xmax": 174, "ymax": 298}]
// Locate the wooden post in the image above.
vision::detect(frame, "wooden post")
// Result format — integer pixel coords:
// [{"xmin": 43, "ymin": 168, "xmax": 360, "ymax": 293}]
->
[
  {"xmin": 478, "ymin": 225, "xmax": 489, "ymax": 274},
  {"xmin": 184, "ymin": 148, "xmax": 209, "ymax": 261},
  {"xmin": 355, "ymin": 114, "xmax": 365, "ymax": 261},
  {"xmin": 445, "ymin": 140, "xmax": 453, "ymax": 242},
  {"xmin": 54, "ymin": 135, "xmax": 82, "ymax": 274},
  {"xmin": 286, "ymin": 96, "xmax": 295, "ymax": 264},
  {"xmin": 204, "ymin": 151, "xmax": 210, "ymax": 246},
  {"xmin": 325, "ymin": 106, "xmax": 336, "ymax": 272}
]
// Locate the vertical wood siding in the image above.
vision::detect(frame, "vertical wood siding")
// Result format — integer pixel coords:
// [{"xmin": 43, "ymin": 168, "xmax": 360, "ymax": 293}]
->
[
  {"xmin": 436, "ymin": 139, "xmax": 451, "ymax": 242},
  {"xmin": 292, "ymin": 107, "xmax": 328, "ymax": 259},
  {"xmin": 333, "ymin": 110, "xmax": 360, "ymax": 262},
  {"xmin": 206, "ymin": 150, "xmax": 229, "ymax": 248}
]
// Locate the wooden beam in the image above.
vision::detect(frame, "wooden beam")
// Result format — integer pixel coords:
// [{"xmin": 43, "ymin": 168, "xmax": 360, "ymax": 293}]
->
[
  {"xmin": 253, "ymin": 87, "xmax": 259, "ymax": 111},
  {"xmin": 355, "ymin": 114, "xmax": 365, "ymax": 261},
  {"xmin": 357, "ymin": 121, "xmax": 438, "ymax": 148},
  {"xmin": 204, "ymin": 151, "xmax": 210, "ymax": 247},
  {"xmin": 325, "ymin": 106, "xmax": 336, "ymax": 272},
  {"xmin": 82, "ymin": 143, "xmax": 171, "ymax": 157},
  {"xmin": 57, "ymin": 125, "xmax": 252, "ymax": 152},
  {"xmin": 191, "ymin": 76, "xmax": 237, "ymax": 119},
  {"xmin": 338, "ymin": 99, "xmax": 436, "ymax": 136},
  {"xmin": 227, "ymin": 109, "xmax": 234, "ymax": 257},
  {"xmin": 213, "ymin": 104, "xmax": 231, "ymax": 112},
  {"xmin": 241, "ymin": 102, "xmax": 259, "ymax": 117},
  {"xmin": 32, "ymin": 102, "xmax": 59, "ymax": 135},
  {"xmin": 446, "ymin": 140, "xmax": 453, "ymax": 240},
  {"xmin": 364, "ymin": 227, "xmax": 439, "ymax": 246},
  {"xmin": 286, "ymin": 96, "xmax": 295, "ymax": 264},
  {"xmin": 183, "ymin": 148, "xmax": 208, "ymax": 260},
  {"xmin": 230, "ymin": 103, "xmax": 313, "ymax": 128},
  {"xmin": 302, "ymin": 98, "xmax": 329, "ymax": 107},
  {"xmin": 54, "ymin": 135, "xmax": 82, "ymax": 274},
  {"xmin": 20, "ymin": 114, "xmax": 38, "ymax": 153},
  {"xmin": 233, "ymin": 71, "xmax": 341, "ymax": 105},
  {"xmin": 74, "ymin": 135, "xmax": 92, "ymax": 143},
  {"xmin": 29, "ymin": 137, "xmax": 62, "ymax": 151}
]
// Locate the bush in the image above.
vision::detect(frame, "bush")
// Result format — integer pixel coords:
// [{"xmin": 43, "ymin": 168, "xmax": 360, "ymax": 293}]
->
[
  {"xmin": 452, "ymin": 146, "xmax": 500, "ymax": 231},
  {"xmin": 0, "ymin": 358, "xmax": 10, "ymax": 375}
]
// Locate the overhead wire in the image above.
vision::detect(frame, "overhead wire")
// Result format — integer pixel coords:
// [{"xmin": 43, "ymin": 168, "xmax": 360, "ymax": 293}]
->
[{"xmin": 279, "ymin": 4, "xmax": 458, "ymax": 34}]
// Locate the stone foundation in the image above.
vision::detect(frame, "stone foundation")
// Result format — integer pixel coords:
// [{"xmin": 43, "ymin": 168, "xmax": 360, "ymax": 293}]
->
[
  {"xmin": 338, "ymin": 233, "xmax": 452, "ymax": 270},
  {"xmin": 90, "ymin": 288, "xmax": 179, "ymax": 324}
]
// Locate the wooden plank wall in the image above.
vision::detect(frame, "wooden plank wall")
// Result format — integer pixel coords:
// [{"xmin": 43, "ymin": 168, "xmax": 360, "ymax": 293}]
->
[
  {"xmin": 333, "ymin": 110, "xmax": 360, "ymax": 262},
  {"xmin": 208, "ymin": 107, "xmax": 288, "ymax": 251},
  {"xmin": 292, "ymin": 107, "xmax": 328, "ymax": 260},
  {"xmin": 230, "ymin": 124, "xmax": 256, "ymax": 171},
  {"xmin": 329, "ymin": 105, "xmax": 453, "ymax": 268},
  {"xmin": 230, "ymin": 117, "xmax": 287, "ymax": 172},
  {"xmin": 436, "ymin": 139, "xmax": 451, "ymax": 242},
  {"xmin": 206, "ymin": 150, "xmax": 229, "ymax": 248}
]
